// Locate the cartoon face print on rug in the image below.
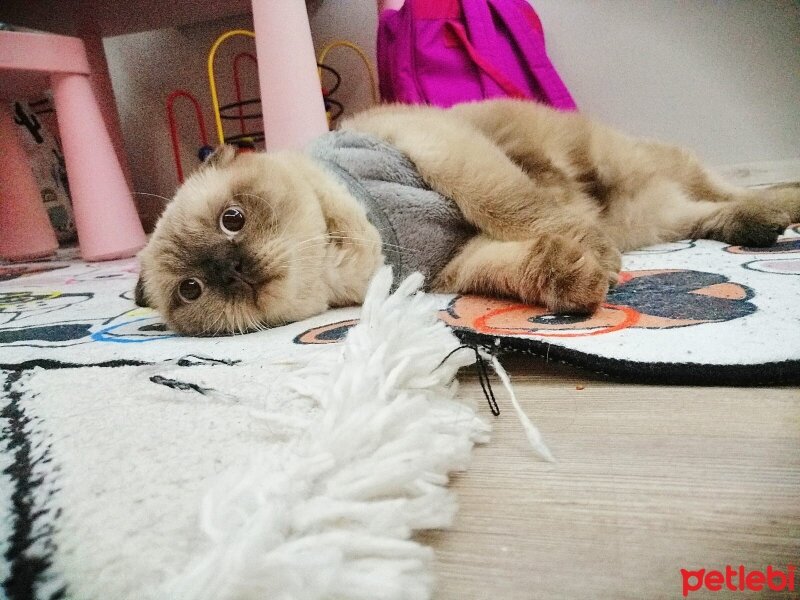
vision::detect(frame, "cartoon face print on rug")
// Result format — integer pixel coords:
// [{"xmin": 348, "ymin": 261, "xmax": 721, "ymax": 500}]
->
[
  {"xmin": 625, "ymin": 240, "xmax": 697, "ymax": 255},
  {"xmin": 0, "ymin": 291, "xmax": 96, "ymax": 344},
  {"xmin": 90, "ymin": 309, "xmax": 176, "ymax": 344},
  {"xmin": 85, "ymin": 290, "xmax": 176, "ymax": 344},
  {"xmin": 293, "ymin": 270, "xmax": 757, "ymax": 344},
  {"xmin": 742, "ymin": 258, "xmax": 800, "ymax": 276},
  {"xmin": 63, "ymin": 259, "xmax": 139, "ymax": 284},
  {"xmin": 293, "ymin": 319, "xmax": 359, "ymax": 344},
  {"xmin": 724, "ymin": 231, "xmax": 800, "ymax": 276},
  {"xmin": 438, "ymin": 270, "xmax": 756, "ymax": 338},
  {"xmin": 0, "ymin": 291, "xmax": 93, "ymax": 325}
]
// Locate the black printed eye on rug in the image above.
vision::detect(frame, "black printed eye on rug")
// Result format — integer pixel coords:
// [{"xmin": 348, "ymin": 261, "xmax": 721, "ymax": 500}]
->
[{"xmin": 1, "ymin": 225, "xmax": 799, "ymax": 384}]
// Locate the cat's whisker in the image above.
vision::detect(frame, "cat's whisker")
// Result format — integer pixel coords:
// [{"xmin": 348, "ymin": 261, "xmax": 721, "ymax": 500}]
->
[
  {"xmin": 292, "ymin": 230, "xmax": 399, "ymax": 250},
  {"xmin": 331, "ymin": 236, "xmax": 410, "ymax": 253},
  {"xmin": 234, "ymin": 191, "xmax": 274, "ymax": 208},
  {"xmin": 234, "ymin": 310, "xmax": 244, "ymax": 336},
  {"xmin": 234, "ymin": 191, "xmax": 281, "ymax": 231},
  {"xmin": 206, "ymin": 312, "xmax": 223, "ymax": 336},
  {"xmin": 214, "ymin": 311, "xmax": 228, "ymax": 336},
  {"xmin": 132, "ymin": 191, "xmax": 173, "ymax": 203},
  {"xmin": 285, "ymin": 239, "xmax": 411, "ymax": 258},
  {"xmin": 297, "ymin": 234, "xmax": 410, "ymax": 252},
  {"xmin": 251, "ymin": 315, "xmax": 268, "ymax": 332},
  {"xmin": 292, "ymin": 234, "xmax": 335, "ymax": 250}
]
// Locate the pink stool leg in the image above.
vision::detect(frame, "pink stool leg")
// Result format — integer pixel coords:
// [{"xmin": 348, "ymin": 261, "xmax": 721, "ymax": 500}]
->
[
  {"xmin": 79, "ymin": 23, "xmax": 134, "ymax": 191},
  {"xmin": 0, "ymin": 102, "xmax": 59, "ymax": 261},
  {"xmin": 251, "ymin": 0, "xmax": 328, "ymax": 151},
  {"xmin": 50, "ymin": 72, "xmax": 146, "ymax": 261}
]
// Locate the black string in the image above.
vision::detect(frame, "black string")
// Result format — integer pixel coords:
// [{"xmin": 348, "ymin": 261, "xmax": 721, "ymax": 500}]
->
[
  {"xmin": 223, "ymin": 131, "xmax": 266, "ymax": 145},
  {"xmin": 474, "ymin": 350, "xmax": 500, "ymax": 416},
  {"xmin": 437, "ymin": 344, "xmax": 500, "ymax": 416},
  {"xmin": 219, "ymin": 98, "xmax": 262, "ymax": 120},
  {"xmin": 319, "ymin": 63, "xmax": 342, "ymax": 96}
]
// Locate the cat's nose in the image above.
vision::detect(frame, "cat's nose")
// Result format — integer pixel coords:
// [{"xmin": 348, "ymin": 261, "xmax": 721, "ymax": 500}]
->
[{"xmin": 202, "ymin": 255, "xmax": 247, "ymax": 288}]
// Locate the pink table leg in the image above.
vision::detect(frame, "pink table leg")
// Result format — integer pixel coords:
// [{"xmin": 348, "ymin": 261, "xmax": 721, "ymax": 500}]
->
[
  {"xmin": 251, "ymin": 0, "xmax": 328, "ymax": 151},
  {"xmin": 0, "ymin": 102, "xmax": 59, "ymax": 261},
  {"xmin": 50, "ymin": 72, "xmax": 146, "ymax": 261}
]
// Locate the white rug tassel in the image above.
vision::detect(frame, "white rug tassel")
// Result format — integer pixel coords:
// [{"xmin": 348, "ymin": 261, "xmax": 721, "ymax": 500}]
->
[
  {"xmin": 158, "ymin": 268, "xmax": 490, "ymax": 600},
  {"xmin": 489, "ymin": 355, "xmax": 555, "ymax": 463}
]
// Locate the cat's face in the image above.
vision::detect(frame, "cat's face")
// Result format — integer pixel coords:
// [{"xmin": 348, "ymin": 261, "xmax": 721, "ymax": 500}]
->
[{"xmin": 136, "ymin": 150, "xmax": 332, "ymax": 336}]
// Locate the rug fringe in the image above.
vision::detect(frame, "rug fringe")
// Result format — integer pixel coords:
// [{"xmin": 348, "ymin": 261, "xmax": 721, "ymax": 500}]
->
[{"xmin": 160, "ymin": 268, "xmax": 489, "ymax": 600}]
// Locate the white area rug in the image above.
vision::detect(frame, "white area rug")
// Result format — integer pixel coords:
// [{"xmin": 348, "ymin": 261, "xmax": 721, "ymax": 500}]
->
[
  {"xmin": 2, "ymin": 225, "xmax": 799, "ymax": 384},
  {"xmin": 2, "ymin": 225, "xmax": 798, "ymax": 597},
  {"xmin": 0, "ymin": 247, "xmax": 360, "ymax": 367},
  {"xmin": 1, "ymin": 270, "xmax": 488, "ymax": 600}
]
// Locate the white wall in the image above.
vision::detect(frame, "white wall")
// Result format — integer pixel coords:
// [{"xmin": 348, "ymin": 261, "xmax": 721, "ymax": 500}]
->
[
  {"xmin": 101, "ymin": 1, "xmax": 800, "ymax": 227},
  {"xmin": 103, "ymin": 3, "xmax": 381, "ymax": 227},
  {"xmin": 532, "ymin": 0, "xmax": 800, "ymax": 166},
  {"xmin": 103, "ymin": 15, "xmax": 257, "ymax": 228}
]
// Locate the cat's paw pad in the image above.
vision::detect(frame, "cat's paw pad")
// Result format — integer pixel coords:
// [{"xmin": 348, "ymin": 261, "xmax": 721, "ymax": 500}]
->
[
  {"xmin": 520, "ymin": 237, "xmax": 608, "ymax": 313},
  {"xmin": 600, "ymin": 249, "xmax": 622, "ymax": 288},
  {"xmin": 575, "ymin": 229, "xmax": 621, "ymax": 287}
]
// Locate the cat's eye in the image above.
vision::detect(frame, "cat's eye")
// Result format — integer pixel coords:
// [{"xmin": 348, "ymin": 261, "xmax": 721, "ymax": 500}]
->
[
  {"xmin": 178, "ymin": 278, "xmax": 204, "ymax": 302},
  {"xmin": 220, "ymin": 206, "xmax": 245, "ymax": 234}
]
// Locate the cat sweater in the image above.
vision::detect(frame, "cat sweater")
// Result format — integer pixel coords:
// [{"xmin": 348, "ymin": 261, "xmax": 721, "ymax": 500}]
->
[{"xmin": 308, "ymin": 130, "xmax": 475, "ymax": 287}]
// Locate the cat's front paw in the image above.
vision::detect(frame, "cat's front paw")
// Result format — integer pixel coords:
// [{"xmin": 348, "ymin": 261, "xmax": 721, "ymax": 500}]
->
[{"xmin": 520, "ymin": 236, "xmax": 609, "ymax": 313}]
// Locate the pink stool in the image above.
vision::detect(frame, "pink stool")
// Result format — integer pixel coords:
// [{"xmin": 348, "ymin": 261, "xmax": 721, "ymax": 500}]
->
[
  {"xmin": 0, "ymin": 30, "xmax": 145, "ymax": 261},
  {"xmin": 0, "ymin": 100, "xmax": 59, "ymax": 260}
]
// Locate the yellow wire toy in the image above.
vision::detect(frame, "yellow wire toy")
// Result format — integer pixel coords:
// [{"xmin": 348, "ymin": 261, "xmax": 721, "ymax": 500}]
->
[
  {"xmin": 208, "ymin": 32, "xmax": 378, "ymax": 146},
  {"xmin": 207, "ymin": 29, "xmax": 256, "ymax": 146},
  {"xmin": 317, "ymin": 40, "xmax": 379, "ymax": 105}
]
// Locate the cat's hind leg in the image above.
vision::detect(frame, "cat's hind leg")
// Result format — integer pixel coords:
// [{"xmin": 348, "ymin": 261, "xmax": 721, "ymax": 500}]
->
[
  {"xmin": 686, "ymin": 176, "xmax": 800, "ymax": 246},
  {"xmin": 689, "ymin": 193, "xmax": 797, "ymax": 247},
  {"xmin": 599, "ymin": 139, "xmax": 800, "ymax": 248},
  {"xmin": 669, "ymin": 152, "xmax": 800, "ymax": 245}
]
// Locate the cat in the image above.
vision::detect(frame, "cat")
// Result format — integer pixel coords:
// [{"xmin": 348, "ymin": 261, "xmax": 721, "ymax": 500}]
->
[{"xmin": 135, "ymin": 99, "xmax": 800, "ymax": 336}]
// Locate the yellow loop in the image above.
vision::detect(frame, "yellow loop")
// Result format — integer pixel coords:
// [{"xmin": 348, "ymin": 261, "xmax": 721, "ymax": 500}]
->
[
  {"xmin": 317, "ymin": 40, "xmax": 379, "ymax": 105},
  {"xmin": 208, "ymin": 30, "xmax": 256, "ymax": 146}
]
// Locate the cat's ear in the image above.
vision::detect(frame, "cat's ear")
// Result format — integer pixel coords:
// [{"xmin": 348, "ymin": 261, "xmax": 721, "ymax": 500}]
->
[
  {"xmin": 134, "ymin": 273, "xmax": 151, "ymax": 307},
  {"xmin": 198, "ymin": 144, "xmax": 238, "ymax": 171}
]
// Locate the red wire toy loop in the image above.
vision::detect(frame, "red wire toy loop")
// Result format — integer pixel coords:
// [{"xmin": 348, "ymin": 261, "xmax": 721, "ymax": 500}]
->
[{"xmin": 166, "ymin": 90, "xmax": 209, "ymax": 184}]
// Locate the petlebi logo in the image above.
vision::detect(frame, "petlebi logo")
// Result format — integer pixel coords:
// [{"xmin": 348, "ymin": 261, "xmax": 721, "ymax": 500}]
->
[{"xmin": 681, "ymin": 565, "xmax": 796, "ymax": 596}]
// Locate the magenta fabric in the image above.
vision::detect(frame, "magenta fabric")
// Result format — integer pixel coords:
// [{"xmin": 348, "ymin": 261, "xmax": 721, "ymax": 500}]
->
[{"xmin": 377, "ymin": 0, "xmax": 577, "ymax": 110}]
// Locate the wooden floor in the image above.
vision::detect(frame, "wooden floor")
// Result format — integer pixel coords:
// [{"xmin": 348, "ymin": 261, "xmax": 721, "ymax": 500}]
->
[{"xmin": 423, "ymin": 356, "xmax": 800, "ymax": 599}]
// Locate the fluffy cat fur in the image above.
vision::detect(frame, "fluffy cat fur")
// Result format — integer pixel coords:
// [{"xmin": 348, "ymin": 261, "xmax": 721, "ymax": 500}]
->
[{"xmin": 136, "ymin": 99, "xmax": 800, "ymax": 336}]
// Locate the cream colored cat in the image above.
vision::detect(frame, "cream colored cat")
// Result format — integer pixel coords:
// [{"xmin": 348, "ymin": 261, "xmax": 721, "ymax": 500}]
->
[{"xmin": 136, "ymin": 99, "xmax": 800, "ymax": 336}]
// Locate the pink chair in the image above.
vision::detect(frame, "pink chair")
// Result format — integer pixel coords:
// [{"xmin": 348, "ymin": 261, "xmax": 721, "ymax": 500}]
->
[{"xmin": 0, "ymin": 30, "xmax": 145, "ymax": 261}]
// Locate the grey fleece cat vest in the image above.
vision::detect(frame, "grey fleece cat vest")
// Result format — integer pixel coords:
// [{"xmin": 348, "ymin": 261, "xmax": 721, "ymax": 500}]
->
[{"xmin": 308, "ymin": 130, "xmax": 475, "ymax": 286}]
